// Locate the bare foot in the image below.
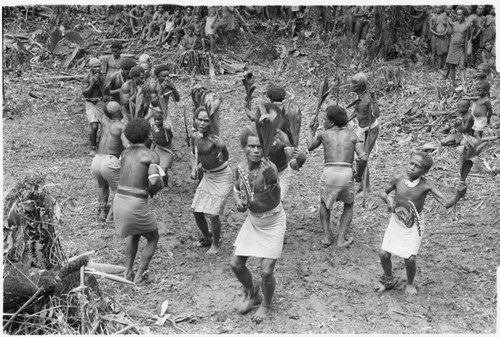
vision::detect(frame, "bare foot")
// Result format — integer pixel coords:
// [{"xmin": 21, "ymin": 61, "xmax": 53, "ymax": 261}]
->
[
  {"xmin": 206, "ymin": 244, "xmax": 219, "ymax": 254},
  {"xmin": 133, "ymin": 269, "xmax": 147, "ymax": 285},
  {"xmin": 337, "ymin": 237, "xmax": 353, "ymax": 248},
  {"xmin": 238, "ymin": 291, "xmax": 262, "ymax": 314},
  {"xmin": 195, "ymin": 236, "xmax": 212, "ymax": 247},
  {"xmin": 124, "ymin": 269, "xmax": 135, "ymax": 282},
  {"xmin": 321, "ymin": 238, "xmax": 332, "ymax": 248},
  {"xmin": 375, "ymin": 275, "xmax": 396, "ymax": 292},
  {"xmin": 405, "ymin": 284, "xmax": 417, "ymax": 295},
  {"xmin": 252, "ymin": 305, "xmax": 270, "ymax": 323}
]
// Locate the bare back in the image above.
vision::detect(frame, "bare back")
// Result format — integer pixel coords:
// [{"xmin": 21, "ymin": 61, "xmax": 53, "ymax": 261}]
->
[
  {"xmin": 310, "ymin": 126, "xmax": 364, "ymax": 164},
  {"xmin": 119, "ymin": 145, "xmax": 160, "ymax": 190},
  {"xmin": 97, "ymin": 120, "xmax": 126, "ymax": 157}
]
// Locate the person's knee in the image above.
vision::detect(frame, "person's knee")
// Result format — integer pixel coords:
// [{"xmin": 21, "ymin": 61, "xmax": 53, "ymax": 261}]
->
[
  {"xmin": 405, "ymin": 255, "xmax": 416, "ymax": 266},
  {"xmin": 144, "ymin": 229, "xmax": 160, "ymax": 243},
  {"xmin": 260, "ymin": 260, "xmax": 276, "ymax": 279},
  {"xmin": 379, "ymin": 249, "xmax": 391, "ymax": 260},
  {"xmin": 261, "ymin": 268, "xmax": 274, "ymax": 281},
  {"xmin": 207, "ymin": 214, "xmax": 219, "ymax": 223},
  {"xmin": 230, "ymin": 255, "xmax": 244, "ymax": 272}
]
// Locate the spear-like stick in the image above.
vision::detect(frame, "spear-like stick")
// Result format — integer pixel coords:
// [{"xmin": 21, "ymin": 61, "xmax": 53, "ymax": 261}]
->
[
  {"xmin": 242, "ymin": 71, "xmax": 256, "ymax": 109},
  {"xmin": 313, "ymin": 77, "xmax": 331, "ymax": 124}
]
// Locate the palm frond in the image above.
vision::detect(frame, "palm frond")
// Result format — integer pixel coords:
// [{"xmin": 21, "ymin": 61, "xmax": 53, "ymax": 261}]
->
[
  {"xmin": 284, "ymin": 102, "xmax": 302, "ymax": 148},
  {"xmin": 314, "ymin": 77, "xmax": 331, "ymax": 120}
]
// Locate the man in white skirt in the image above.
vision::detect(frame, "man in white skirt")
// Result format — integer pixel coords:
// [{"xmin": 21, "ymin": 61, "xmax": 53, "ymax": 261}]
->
[{"xmin": 230, "ymin": 127, "xmax": 285, "ymax": 323}]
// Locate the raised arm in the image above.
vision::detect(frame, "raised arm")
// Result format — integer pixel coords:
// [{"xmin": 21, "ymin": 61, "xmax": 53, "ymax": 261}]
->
[
  {"xmin": 233, "ymin": 166, "xmax": 247, "ymax": 212},
  {"xmin": 428, "ymin": 180, "xmax": 466, "ymax": 209},
  {"xmin": 82, "ymin": 74, "xmax": 97, "ymax": 98},
  {"xmin": 307, "ymin": 119, "xmax": 321, "ymax": 151},
  {"xmin": 261, "ymin": 158, "xmax": 278, "ymax": 185}
]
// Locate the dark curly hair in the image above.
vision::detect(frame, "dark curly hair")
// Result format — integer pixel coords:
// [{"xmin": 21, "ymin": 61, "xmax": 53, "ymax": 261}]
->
[
  {"xmin": 124, "ymin": 118, "xmax": 150, "ymax": 144},
  {"xmin": 326, "ymin": 105, "xmax": 348, "ymax": 127},
  {"xmin": 154, "ymin": 64, "xmax": 170, "ymax": 77},
  {"xmin": 120, "ymin": 58, "xmax": 137, "ymax": 70},
  {"xmin": 411, "ymin": 151, "xmax": 433, "ymax": 171}
]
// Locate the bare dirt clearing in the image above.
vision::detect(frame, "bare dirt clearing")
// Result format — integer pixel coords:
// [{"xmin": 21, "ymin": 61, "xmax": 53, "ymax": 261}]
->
[
  {"xmin": 3, "ymin": 64, "xmax": 498, "ymax": 333},
  {"xmin": 2, "ymin": 6, "xmax": 499, "ymax": 333}
]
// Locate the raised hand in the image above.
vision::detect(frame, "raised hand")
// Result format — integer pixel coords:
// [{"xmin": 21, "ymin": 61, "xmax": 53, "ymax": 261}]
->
[{"xmin": 261, "ymin": 158, "xmax": 275, "ymax": 181}]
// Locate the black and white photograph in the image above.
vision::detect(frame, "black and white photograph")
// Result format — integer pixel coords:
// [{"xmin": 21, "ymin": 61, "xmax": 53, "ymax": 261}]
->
[{"xmin": 2, "ymin": 2, "xmax": 498, "ymax": 334}]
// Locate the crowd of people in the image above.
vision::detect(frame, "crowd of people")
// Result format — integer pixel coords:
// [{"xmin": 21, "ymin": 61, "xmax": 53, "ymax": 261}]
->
[
  {"xmin": 104, "ymin": 5, "xmax": 240, "ymax": 52},
  {"xmin": 414, "ymin": 5, "xmax": 496, "ymax": 86},
  {"xmin": 77, "ymin": 5, "xmax": 496, "ymax": 323}
]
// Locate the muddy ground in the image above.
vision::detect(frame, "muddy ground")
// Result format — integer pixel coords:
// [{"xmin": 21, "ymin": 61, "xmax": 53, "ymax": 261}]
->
[{"xmin": 3, "ymin": 53, "xmax": 499, "ymax": 335}]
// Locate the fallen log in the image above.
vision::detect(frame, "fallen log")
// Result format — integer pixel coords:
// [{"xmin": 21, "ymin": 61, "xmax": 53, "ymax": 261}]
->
[
  {"xmin": 49, "ymin": 75, "xmax": 84, "ymax": 81},
  {"xmin": 4, "ymin": 34, "xmax": 30, "ymax": 40}
]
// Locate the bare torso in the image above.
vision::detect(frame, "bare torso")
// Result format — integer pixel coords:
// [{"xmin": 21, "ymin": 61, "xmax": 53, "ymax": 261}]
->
[
  {"xmin": 82, "ymin": 72, "xmax": 104, "ymax": 100},
  {"xmin": 392, "ymin": 175, "xmax": 432, "ymax": 213},
  {"xmin": 353, "ymin": 91, "xmax": 378, "ymax": 128},
  {"xmin": 450, "ymin": 20, "xmax": 468, "ymax": 46},
  {"xmin": 472, "ymin": 96, "xmax": 491, "ymax": 118},
  {"xmin": 152, "ymin": 126, "xmax": 172, "ymax": 147},
  {"xmin": 434, "ymin": 13, "xmax": 449, "ymax": 33},
  {"xmin": 236, "ymin": 161, "xmax": 281, "ymax": 213},
  {"xmin": 119, "ymin": 144, "xmax": 159, "ymax": 190},
  {"xmin": 97, "ymin": 120, "xmax": 126, "ymax": 157},
  {"xmin": 192, "ymin": 132, "xmax": 229, "ymax": 170}
]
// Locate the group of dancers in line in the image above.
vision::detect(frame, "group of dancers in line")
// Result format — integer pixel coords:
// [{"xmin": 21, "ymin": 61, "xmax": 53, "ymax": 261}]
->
[{"xmin": 82, "ymin": 45, "xmax": 476, "ymax": 321}]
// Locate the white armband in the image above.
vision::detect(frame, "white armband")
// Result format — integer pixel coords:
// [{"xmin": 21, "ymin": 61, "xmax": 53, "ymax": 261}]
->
[
  {"xmin": 149, "ymin": 174, "xmax": 160, "ymax": 180},
  {"xmin": 154, "ymin": 164, "xmax": 166, "ymax": 177}
]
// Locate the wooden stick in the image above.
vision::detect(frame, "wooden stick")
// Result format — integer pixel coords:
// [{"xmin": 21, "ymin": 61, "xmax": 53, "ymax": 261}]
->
[
  {"xmin": 85, "ymin": 269, "xmax": 136, "ymax": 286},
  {"xmin": 4, "ymin": 287, "xmax": 45, "ymax": 329},
  {"xmin": 392, "ymin": 309, "xmax": 425, "ymax": 319},
  {"xmin": 482, "ymin": 135, "xmax": 500, "ymax": 141},
  {"xmin": 4, "ymin": 34, "xmax": 30, "ymax": 40},
  {"xmin": 80, "ymin": 265, "xmax": 86, "ymax": 334},
  {"xmin": 112, "ymin": 324, "xmax": 138, "ymax": 335}
]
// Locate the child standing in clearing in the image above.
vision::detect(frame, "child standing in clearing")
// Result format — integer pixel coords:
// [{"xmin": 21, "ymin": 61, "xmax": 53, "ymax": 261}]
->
[
  {"xmin": 377, "ymin": 152, "xmax": 466, "ymax": 295},
  {"xmin": 465, "ymin": 80, "xmax": 493, "ymax": 139}
]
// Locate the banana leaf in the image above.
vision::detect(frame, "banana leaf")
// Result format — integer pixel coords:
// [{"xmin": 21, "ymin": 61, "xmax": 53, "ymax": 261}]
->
[
  {"xmin": 256, "ymin": 104, "xmax": 281, "ymax": 158},
  {"xmin": 242, "ymin": 71, "xmax": 256, "ymax": 108},
  {"xmin": 191, "ymin": 86, "xmax": 208, "ymax": 109},
  {"xmin": 314, "ymin": 77, "xmax": 331, "ymax": 122},
  {"xmin": 206, "ymin": 94, "xmax": 221, "ymax": 136},
  {"xmin": 284, "ymin": 102, "xmax": 302, "ymax": 148}
]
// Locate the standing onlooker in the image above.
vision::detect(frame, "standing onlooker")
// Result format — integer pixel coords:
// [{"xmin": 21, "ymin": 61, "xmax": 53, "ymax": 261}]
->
[{"xmin": 82, "ymin": 58, "xmax": 105, "ymax": 156}]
